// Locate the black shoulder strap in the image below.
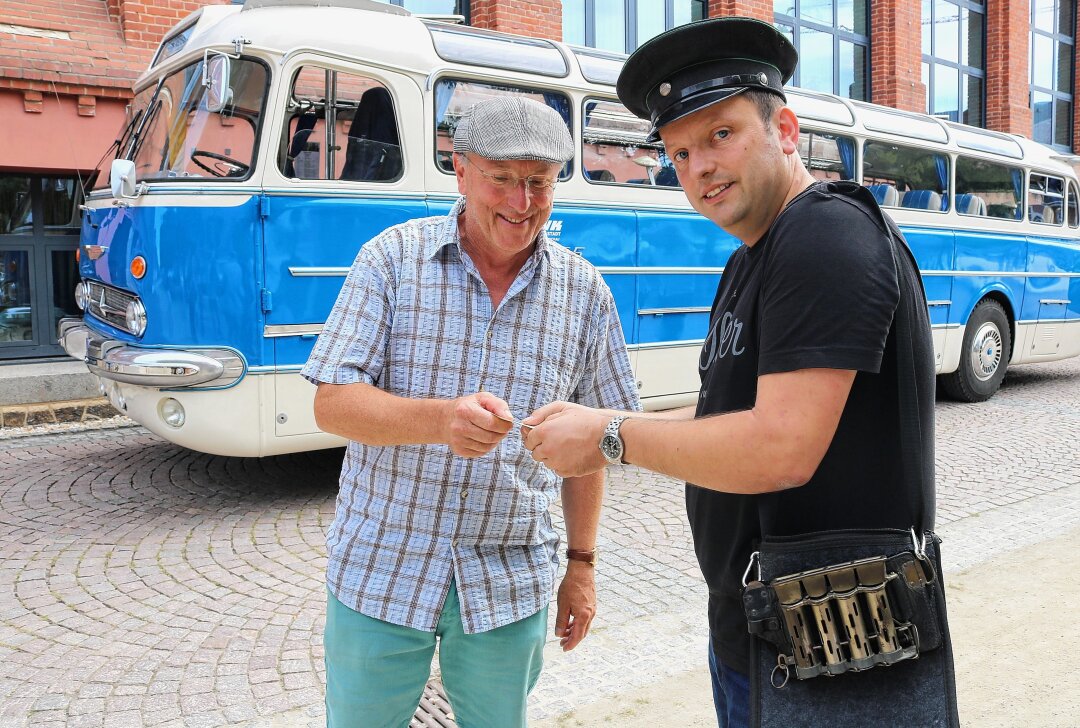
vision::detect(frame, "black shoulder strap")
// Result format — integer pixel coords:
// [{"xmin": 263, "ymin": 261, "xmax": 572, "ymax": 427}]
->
[{"xmin": 880, "ymin": 213, "xmax": 931, "ymax": 534}]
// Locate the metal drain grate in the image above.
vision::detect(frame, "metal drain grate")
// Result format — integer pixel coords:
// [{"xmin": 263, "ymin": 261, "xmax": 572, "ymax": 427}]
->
[{"xmin": 410, "ymin": 679, "xmax": 458, "ymax": 727}]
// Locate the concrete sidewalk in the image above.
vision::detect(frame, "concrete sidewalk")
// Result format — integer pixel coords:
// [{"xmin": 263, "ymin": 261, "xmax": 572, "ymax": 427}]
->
[{"xmin": 534, "ymin": 525, "xmax": 1080, "ymax": 727}]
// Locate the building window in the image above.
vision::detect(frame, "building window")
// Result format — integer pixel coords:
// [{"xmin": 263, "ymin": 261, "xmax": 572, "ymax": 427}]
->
[
  {"xmin": 921, "ymin": 0, "xmax": 985, "ymax": 127},
  {"xmin": 774, "ymin": 0, "xmax": 870, "ymax": 100},
  {"xmin": 1030, "ymin": 0, "xmax": 1074, "ymax": 149},
  {"xmin": 374, "ymin": 0, "xmax": 468, "ymax": 19},
  {"xmin": 563, "ymin": 0, "xmax": 706, "ymax": 53}
]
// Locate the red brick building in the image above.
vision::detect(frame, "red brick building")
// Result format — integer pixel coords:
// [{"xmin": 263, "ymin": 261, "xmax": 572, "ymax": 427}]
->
[{"xmin": 0, "ymin": 0, "xmax": 1075, "ymax": 360}]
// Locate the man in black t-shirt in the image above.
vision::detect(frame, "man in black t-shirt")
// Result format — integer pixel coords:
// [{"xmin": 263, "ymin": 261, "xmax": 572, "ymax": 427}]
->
[{"xmin": 522, "ymin": 17, "xmax": 942, "ymax": 728}]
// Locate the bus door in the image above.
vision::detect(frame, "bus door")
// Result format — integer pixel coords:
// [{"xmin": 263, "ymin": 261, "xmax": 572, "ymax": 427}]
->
[
  {"xmin": 635, "ymin": 208, "xmax": 733, "ymax": 400},
  {"xmin": 1025, "ymin": 174, "xmax": 1071, "ymax": 358},
  {"xmin": 262, "ymin": 62, "xmax": 425, "ymax": 437},
  {"xmin": 901, "ymin": 226, "xmax": 955, "ymax": 371}
]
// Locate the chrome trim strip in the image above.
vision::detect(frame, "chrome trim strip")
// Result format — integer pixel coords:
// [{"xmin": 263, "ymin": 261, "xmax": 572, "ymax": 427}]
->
[
  {"xmin": 927, "ymin": 300, "xmax": 951, "ymax": 307},
  {"xmin": 264, "ymin": 323, "xmax": 324, "ymax": 337},
  {"xmin": 59, "ymin": 322, "xmax": 245, "ymax": 388},
  {"xmin": 288, "ymin": 265, "xmax": 1080, "ymax": 279},
  {"xmin": 247, "ymin": 365, "xmax": 305, "ymax": 373},
  {"xmin": 638, "ymin": 306, "xmax": 711, "ymax": 316},
  {"xmin": 597, "ymin": 266, "xmax": 725, "ymax": 275},
  {"xmin": 290, "ymin": 267, "xmax": 350, "ymax": 277},
  {"xmin": 1039, "ymin": 299, "xmax": 1071, "ymax": 305},
  {"xmin": 931, "ymin": 323, "xmax": 962, "ymax": 330},
  {"xmin": 1016, "ymin": 317, "xmax": 1080, "ymax": 325},
  {"xmin": 626, "ymin": 339, "xmax": 704, "ymax": 351},
  {"xmin": 922, "ymin": 270, "xmax": 1080, "ymax": 278}
]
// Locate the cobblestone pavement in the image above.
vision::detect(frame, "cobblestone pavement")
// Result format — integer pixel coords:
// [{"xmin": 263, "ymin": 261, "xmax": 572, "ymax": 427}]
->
[{"xmin": 1, "ymin": 359, "xmax": 1078, "ymax": 727}]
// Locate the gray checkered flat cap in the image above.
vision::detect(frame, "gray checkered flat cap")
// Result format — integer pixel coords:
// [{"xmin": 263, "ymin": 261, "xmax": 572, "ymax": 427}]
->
[{"xmin": 453, "ymin": 97, "xmax": 573, "ymax": 164}]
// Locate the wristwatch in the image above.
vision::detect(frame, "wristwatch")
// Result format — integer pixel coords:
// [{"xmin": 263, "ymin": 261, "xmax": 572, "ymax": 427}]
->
[
  {"xmin": 598, "ymin": 415, "xmax": 629, "ymax": 465},
  {"xmin": 566, "ymin": 548, "xmax": 598, "ymax": 566}
]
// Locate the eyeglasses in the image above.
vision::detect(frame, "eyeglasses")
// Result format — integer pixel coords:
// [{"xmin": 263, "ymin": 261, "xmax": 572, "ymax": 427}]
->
[{"xmin": 462, "ymin": 155, "xmax": 559, "ymax": 197}]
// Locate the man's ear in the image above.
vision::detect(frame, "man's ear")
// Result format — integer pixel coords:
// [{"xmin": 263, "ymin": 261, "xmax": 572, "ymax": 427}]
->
[
  {"xmin": 775, "ymin": 106, "xmax": 801, "ymax": 156},
  {"xmin": 453, "ymin": 153, "xmax": 467, "ymax": 194}
]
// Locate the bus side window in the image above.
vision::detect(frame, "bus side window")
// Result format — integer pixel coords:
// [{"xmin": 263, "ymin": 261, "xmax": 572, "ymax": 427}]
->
[
  {"xmin": 955, "ymin": 156, "xmax": 1022, "ymax": 221},
  {"xmin": 581, "ymin": 98, "xmax": 678, "ymax": 188},
  {"xmin": 434, "ymin": 79, "xmax": 573, "ymax": 180},
  {"xmin": 799, "ymin": 130, "xmax": 856, "ymax": 182},
  {"xmin": 1028, "ymin": 172, "xmax": 1064, "ymax": 225},
  {"xmin": 862, "ymin": 141, "xmax": 949, "ymax": 212},
  {"xmin": 281, "ymin": 67, "xmax": 402, "ymax": 182},
  {"xmin": 1069, "ymin": 182, "xmax": 1079, "ymax": 228}
]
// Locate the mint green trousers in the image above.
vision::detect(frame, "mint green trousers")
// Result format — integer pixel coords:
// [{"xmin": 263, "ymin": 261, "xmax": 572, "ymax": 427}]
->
[{"xmin": 325, "ymin": 582, "xmax": 547, "ymax": 728}]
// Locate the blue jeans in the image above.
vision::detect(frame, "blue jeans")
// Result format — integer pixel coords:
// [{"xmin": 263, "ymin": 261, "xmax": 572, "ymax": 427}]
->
[
  {"xmin": 709, "ymin": 640, "xmax": 750, "ymax": 728},
  {"xmin": 325, "ymin": 582, "xmax": 547, "ymax": 728}
]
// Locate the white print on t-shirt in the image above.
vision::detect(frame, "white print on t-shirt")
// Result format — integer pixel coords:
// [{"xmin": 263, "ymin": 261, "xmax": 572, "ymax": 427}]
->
[{"xmin": 699, "ymin": 310, "xmax": 745, "ymax": 370}]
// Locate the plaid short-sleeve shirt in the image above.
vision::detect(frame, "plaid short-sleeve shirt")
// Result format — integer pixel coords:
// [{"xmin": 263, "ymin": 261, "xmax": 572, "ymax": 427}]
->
[{"xmin": 302, "ymin": 197, "xmax": 640, "ymax": 634}]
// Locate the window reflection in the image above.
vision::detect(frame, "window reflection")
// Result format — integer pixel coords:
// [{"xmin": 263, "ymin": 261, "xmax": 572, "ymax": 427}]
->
[
  {"xmin": 800, "ymin": 26, "xmax": 833, "ymax": 93},
  {"xmin": 594, "ymin": 0, "xmax": 625, "ymax": 52},
  {"xmin": 51, "ymin": 250, "xmax": 80, "ymax": 333},
  {"xmin": 923, "ymin": 0, "xmax": 985, "ymax": 128},
  {"xmin": 636, "ymin": 1, "xmax": 665, "ymax": 47},
  {"xmin": 563, "ymin": 0, "xmax": 585, "ymax": 45},
  {"xmin": 0, "ymin": 251, "xmax": 33, "ymax": 344},
  {"xmin": 0, "ymin": 177, "xmax": 32, "ymax": 235},
  {"xmin": 776, "ymin": 0, "xmax": 868, "ymax": 98}
]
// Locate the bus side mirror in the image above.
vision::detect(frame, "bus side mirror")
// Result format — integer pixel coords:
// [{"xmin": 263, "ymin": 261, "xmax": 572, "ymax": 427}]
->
[
  {"xmin": 110, "ymin": 159, "xmax": 138, "ymax": 199},
  {"xmin": 203, "ymin": 54, "xmax": 233, "ymax": 114}
]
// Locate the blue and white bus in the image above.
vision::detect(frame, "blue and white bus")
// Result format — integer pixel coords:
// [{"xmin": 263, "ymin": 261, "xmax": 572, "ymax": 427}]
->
[{"xmin": 60, "ymin": 0, "xmax": 1080, "ymax": 456}]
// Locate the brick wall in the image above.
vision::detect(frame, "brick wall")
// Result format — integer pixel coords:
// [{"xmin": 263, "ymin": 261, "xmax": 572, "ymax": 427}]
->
[
  {"xmin": 470, "ymin": 0, "xmax": 561, "ymax": 41},
  {"xmin": 869, "ymin": 0, "xmax": 924, "ymax": 112},
  {"xmin": 985, "ymin": 0, "xmax": 1031, "ymax": 136},
  {"xmin": 707, "ymin": 0, "xmax": 771, "ymax": 23}
]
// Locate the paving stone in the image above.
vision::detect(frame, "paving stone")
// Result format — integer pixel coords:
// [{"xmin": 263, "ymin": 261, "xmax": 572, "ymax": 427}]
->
[{"xmin": 0, "ymin": 359, "xmax": 1076, "ymax": 726}]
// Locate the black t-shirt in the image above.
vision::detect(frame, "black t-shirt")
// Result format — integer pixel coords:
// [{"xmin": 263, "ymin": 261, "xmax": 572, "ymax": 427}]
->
[{"xmin": 688, "ymin": 180, "xmax": 936, "ymax": 674}]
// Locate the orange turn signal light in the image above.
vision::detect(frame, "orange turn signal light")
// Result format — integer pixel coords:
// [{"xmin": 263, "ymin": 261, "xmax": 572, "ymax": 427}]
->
[{"xmin": 131, "ymin": 255, "xmax": 147, "ymax": 279}]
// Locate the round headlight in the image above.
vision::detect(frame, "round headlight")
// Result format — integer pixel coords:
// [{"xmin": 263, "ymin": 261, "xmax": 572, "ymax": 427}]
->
[
  {"xmin": 125, "ymin": 299, "xmax": 147, "ymax": 337},
  {"xmin": 159, "ymin": 398, "xmax": 186, "ymax": 428},
  {"xmin": 74, "ymin": 281, "xmax": 89, "ymax": 311}
]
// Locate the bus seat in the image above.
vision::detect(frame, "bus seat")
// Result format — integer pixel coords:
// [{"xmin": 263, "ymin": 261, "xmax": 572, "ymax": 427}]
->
[
  {"xmin": 586, "ymin": 168, "xmax": 615, "ymax": 182},
  {"xmin": 341, "ymin": 87, "xmax": 402, "ymax": 181},
  {"xmin": 284, "ymin": 113, "xmax": 318, "ymax": 178},
  {"xmin": 956, "ymin": 193, "xmax": 987, "ymax": 216},
  {"xmin": 901, "ymin": 190, "xmax": 942, "ymax": 210},
  {"xmin": 1031, "ymin": 205, "xmax": 1057, "ymax": 224},
  {"xmin": 654, "ymin": 166, "xmax": 680, "ymax": 187},
  {"xmin": 867, "ymin": 184, "xmax": 900, "ymax": 207}
]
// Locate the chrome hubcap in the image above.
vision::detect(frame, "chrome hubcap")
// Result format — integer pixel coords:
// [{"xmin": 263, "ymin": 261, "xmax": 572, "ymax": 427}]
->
[{"xmin": 969, "ymin": 322, "xmax": 1003, "ymax": 381}]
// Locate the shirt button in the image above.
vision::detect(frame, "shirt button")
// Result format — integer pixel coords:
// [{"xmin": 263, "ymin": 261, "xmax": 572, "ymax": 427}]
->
[
  {"xmin": 461, "ymin": 490, "xmax": 468, "ymax": 499},
  {"xmin": 486, "ymin": 329, "xmax": 493, "ymax": 338}
]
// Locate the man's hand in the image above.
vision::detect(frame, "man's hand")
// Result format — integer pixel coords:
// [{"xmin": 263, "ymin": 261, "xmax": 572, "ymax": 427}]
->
[
  {"xmin": 555, "ymin": 560, "xmax": 596, "ymax": 651},
  {"xmin": 523, "ymin": 402, "xmax": 610, "ymax": 476},
  {"xmin": 445, "ymin": 392, "xmax": 513, "ymax": 458}
]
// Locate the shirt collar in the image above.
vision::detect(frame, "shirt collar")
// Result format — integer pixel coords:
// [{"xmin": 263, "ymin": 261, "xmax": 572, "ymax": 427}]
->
[{"xmin": 424, "ymin": 196, "xmax": 558, "ymax": 269}]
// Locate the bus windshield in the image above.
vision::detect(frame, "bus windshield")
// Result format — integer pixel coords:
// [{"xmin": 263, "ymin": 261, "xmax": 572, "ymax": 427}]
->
[{"xmin": 127, "ymin": 57, "xmax": 269, "ymax": 183}]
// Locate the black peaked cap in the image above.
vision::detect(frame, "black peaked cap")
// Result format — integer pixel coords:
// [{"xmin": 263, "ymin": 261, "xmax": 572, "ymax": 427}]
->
[{"xmin": 617, "ymin": 17, "xmax": 798, "ymax": 141}]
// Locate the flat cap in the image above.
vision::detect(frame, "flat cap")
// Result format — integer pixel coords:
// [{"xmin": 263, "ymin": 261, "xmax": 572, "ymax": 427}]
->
[
  {"xmin": 617, "ymin": 17, "xmax": 798, "ymax": 142},
  {"xmin": 453, "ymin": 96, "xmax": 573, "ymax": 164}
]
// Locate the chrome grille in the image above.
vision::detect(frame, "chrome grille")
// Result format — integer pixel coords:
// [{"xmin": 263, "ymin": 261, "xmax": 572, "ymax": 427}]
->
[{"xmin": 86, "ymin": 281, "xmax": 138, "ymax": 334}]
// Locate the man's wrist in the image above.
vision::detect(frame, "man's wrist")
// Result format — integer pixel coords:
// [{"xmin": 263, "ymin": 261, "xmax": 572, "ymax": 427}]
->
[{"xmin": 566, "ymin": 547, "xmax": 598, "ymax": 566}]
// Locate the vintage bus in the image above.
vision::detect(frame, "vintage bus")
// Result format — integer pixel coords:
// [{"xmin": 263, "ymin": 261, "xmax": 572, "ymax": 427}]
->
[{"xmin": 60, "ymin": 0, "xmax": 1080, "ymax": 456}]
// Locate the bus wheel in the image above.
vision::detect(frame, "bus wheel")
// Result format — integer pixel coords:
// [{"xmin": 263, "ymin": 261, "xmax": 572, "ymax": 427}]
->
[{"xmin": 939, "ymin": 299, "xmax": 1011, "ymax": 402}]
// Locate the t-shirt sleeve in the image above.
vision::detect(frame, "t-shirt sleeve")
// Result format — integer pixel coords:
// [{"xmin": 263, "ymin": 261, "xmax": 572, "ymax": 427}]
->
[
  {"xmin": 758, "ymin": 195, "xmax": 899, "ymax": 376},
  {"xmin": 301, "ymin": 234, "xmax": 396, "ymax": 386}
]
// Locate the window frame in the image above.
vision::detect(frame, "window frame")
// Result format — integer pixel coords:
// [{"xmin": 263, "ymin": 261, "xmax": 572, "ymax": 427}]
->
[{"xmin": 774, "ymin": 0, "xmax": 871, "ymax": 100}]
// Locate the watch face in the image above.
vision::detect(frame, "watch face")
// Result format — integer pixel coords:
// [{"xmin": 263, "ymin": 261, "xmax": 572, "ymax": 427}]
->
[{"xmin": 600, "ymin": 435, "xmax": 622, "ymax": 463}]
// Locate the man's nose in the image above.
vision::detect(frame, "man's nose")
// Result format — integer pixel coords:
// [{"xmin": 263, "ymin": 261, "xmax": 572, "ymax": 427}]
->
[{"xmin": 504, "ymin": 180, "xmax": 532, "ymax": 211}]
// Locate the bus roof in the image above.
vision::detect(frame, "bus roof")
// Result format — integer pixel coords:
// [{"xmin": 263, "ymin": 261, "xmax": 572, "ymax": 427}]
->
[{"xmin": 145, "ymin": 0, "xmax": 1074, "ymax": 177}]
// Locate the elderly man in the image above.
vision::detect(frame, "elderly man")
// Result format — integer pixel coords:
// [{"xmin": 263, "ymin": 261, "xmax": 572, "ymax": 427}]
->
[
  {"xmin": 302, "ymin": 97, "xmax": 639, "ymax": 728},
  {"xmin": 523, "ymin": 17, "xmax": 956, "ymax": 728}
]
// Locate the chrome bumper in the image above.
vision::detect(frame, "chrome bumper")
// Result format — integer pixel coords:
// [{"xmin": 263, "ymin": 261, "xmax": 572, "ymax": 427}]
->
[{"xmin": 58, "ymin": 318, "xmax": 245, "ymax": 388}]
